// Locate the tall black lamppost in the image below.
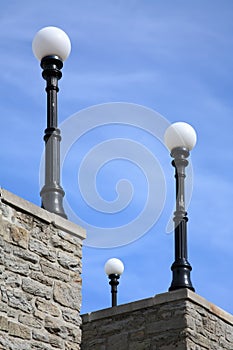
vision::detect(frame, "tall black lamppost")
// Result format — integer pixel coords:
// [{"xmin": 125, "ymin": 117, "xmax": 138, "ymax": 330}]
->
[
  {"xmin": 32, "ymin": 26, "xmax": 71, "ymax": 218},
  {"xmin": 164, "ymin": 122, "xmax": 197, "ymax": 291},
  {"xmin": 104, "ymin": 258, "xmax": 124, "ymax": 307}
]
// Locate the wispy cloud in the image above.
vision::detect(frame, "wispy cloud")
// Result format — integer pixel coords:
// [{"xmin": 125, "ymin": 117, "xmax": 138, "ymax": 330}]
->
[{"xmin": 1, "ymin": 0, "xmax": 233, "ymax": 315}]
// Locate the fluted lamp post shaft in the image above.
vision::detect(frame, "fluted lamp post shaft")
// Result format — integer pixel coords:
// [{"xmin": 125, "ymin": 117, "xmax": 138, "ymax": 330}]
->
[
  {"xmin": 40, "ymin": 55, "xmax": 67, "ymax": 218},
  {"xmin": 169, "ymin": 147, "xmax": 194, "ymax": 291}
]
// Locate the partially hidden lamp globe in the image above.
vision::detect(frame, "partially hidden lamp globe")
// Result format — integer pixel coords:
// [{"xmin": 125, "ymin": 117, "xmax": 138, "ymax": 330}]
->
[
  {"xmin": 164, "ymin": 122, "xmax": 197, "ymax": 152},
  {"xmin": 32, "ymin": 26, "xmax": 71, "ymax": 61}
]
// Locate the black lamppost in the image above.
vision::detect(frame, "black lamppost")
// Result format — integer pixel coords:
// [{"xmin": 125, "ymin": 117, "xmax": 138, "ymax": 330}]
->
[
  {"xmin": 164, "ymin": 122, "xmax": 197, "ymax": 291},
  {"xmin": 104, "ymin": 258, "xmax": 124, "ymax": 307},
  {"xmin": 32, "ymin": 27, "xmax": 71, "ymax": 219}
]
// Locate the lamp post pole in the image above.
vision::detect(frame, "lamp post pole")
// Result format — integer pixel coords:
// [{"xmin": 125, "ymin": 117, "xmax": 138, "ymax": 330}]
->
[
  {"xmin": 169, "ymin": 147, "xmax": 194, "ymax": 291},
  {"xmin": 108, "ymin": 274, "xmax": 120, "ymax": 307},
  {"xmin": 104, "ymin": 258, "xmax": 124, "ymax": 307},
  {"xmin": 40, "ymin": 55, "xmax": 67, "ymax": 218},
  {"xmin": 164, "ymin": 122, "xmax": 197, "ymax": 292},
  {"xmin": 32, "ymin": 27, "xmax": 71, "ymax": 219}
]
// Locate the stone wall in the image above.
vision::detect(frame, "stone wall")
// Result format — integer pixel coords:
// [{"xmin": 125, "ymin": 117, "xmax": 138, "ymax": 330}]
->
[
  {"xmin": 1, "ymin": 188, "xmax": 233, "ymax": 350},
  {"xmin": 0, "ymin": 189, "xmax": 86, "ymax": 350},
  {"xmin": 81, "ymin": 289, "xmax": 233, "ymax": 350}
]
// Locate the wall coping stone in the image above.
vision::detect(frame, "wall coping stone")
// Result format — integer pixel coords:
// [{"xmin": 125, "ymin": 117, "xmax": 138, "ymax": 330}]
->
[
  {"xmin": 0, "ymin": 188, "xmax": 86, "ymax": 240},
  {"xmin": 82, "ymin": 288, "xmax": 233, "ymax": 326}
]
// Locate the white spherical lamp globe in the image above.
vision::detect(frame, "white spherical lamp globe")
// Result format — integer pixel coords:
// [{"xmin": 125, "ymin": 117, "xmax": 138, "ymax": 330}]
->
[
  {"xmin": 104, "ymin": 258, "xmax": 124, "ymax": 276},
  {"xmin": 32, "ymin": 26, "xmax": 71, "ymax": 61},
  {"xmin": 164, "ymin": 122, "xmax": 197, "ymax": 151}
]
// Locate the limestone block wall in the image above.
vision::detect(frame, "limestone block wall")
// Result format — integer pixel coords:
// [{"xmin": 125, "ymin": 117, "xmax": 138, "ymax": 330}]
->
[
  {"xmin": 1, "ymin": 188, "xmax": 233, "ymax": 350},
  {"xmin": 81, "ymin": 289, "xmax": 233, "ymax": 350},
  {"xmin": 0, "ymin": 189, "xmax": 86, "ymax": 350}
]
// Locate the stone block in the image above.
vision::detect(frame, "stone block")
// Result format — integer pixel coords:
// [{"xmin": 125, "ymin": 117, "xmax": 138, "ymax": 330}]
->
[
  {"xmin": 13, "ymin": 246, "xmax": 39, "ymax": 264},
  {"xmin": 3, "ymin": 271, "xmax": 21, "ymax": 288},
  {"xmin": 129, "ymin": 329, "xmax": 145, "ymax": 341},
  {"xmin": 40, "ymin": 260, "xmax": 70, "ymax": 282},
  {"xmin": 18, "ymin": 314, "xmax": 42, "ymax": 329},
  {"xmin": 57, "ymin": 251, "xmax": 80, "ymax": 272},
  {"xmin": 31, "ymin": 343, "xmax": 54, "ymax": 350},
  {"xmin": 35, "ymin": 298, "xmax": 61, "ymax": 317},
  {"xmin": 22, "ymin": 277, "xmax": 52, "ymax": 299},
  {"xmin": 51, "ymin": 235, "xmax": 77, "ymax": 253},
  {"xmin": 30, "ymin": 271, "xmax": 53, "ymax": 287},
  {"xmin": 7, "ymin": 289, "xmax": 34, "ymax": 313},
  {"xmin": 44, "ymin": 315, "xmax": 66, "ymax": 337},
  {"xmin": 54, "ymin": 281, "xmax": 81, "ymax": 311},
  {"xmin": 0, "ymin": 315, "xmax": 8, "ymax": 332},
  {"xmin": 4, "ymin": 255, "xmax": 30, "ymax": 276},
  {"xmin": 30, "ymin": 223, "xmax": 52, "ymax": 244},
  {"xmin": 58, "ymin": 230, "xmax": 83, "ymax": 247},
  {"xmin": 107, "ymin": 333, "xmax": 128, "ymax": 349},
  {"xmin": 65, "ymin": 341, "xmax": 82, "ymax": 350},
  {"xmin": 29, "ymin": 238, "xmax": 56, "ymax": 262},
  {"xmin": 32, "ymin": 329, "xmax": 64, "ymax": 348},
  {"xmin": 9, "ymin": 225, "xmax": 29, "ymax": 248},
  {"xmin": 82, "ymin": 338, "xmax": 105, "ymax": 350},
  {"xmin": 129, "ymin": 341, "xmax": 153, "ymax": 350},
  {"xmin": 33, "ymin": 309, "xmax": 45, "ymax": 320},
  {"xmin": 0, "ymin": 301, "xmax": 8, "ymax": 313},
  {"xmin": 226, "ymin": 324, "xmax": 233, "ymax": 343},
  {"xmin": 8, "ymin": 321, "xmax": 31, "ymax": 339},
  {"xmin": 0, "ymin": 335, "xmax": 32, "ymax": 350},
  {"xmin": 1, "ymin": 221, "xmax": 10, "ymax": 242},
  {"xmin": 62, "ymin": 309, "xmax": 81, "ymax": 326}
]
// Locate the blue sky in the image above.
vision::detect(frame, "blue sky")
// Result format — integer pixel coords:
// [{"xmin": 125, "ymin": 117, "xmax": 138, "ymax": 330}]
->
[{"xmin": 1, "ymin": 1, "xmax": 233, "ymax": 315}]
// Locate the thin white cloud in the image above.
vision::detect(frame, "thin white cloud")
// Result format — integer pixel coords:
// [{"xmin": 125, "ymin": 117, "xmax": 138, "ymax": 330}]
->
[{"xmin": 1, "ymin": 0, "xmax": 233, "ymax": 314}]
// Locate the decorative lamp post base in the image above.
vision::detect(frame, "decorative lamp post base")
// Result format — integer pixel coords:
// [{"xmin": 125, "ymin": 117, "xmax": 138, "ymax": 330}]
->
[
  {"xmin": 40, "ymin": 185, "xmax": 67, "ymax": 219},
  {"xmin": 169, "ymin": 259, "xmax": 195, "ymax": 291}
]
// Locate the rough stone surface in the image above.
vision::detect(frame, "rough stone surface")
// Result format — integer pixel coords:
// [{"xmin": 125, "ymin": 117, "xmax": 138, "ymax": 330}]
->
[
  {"xmin": 54, "ymin": 281, "xmax": 81, "ymax": 311},
  {"xmin": 81, "ymin": 289, "xmax": 233, "ymax": 350},
  {"xmin": 1, "ymin": 189, "xmax": 233, "ymax": 350},
  {"xmin": 0, "ymin": 188, "xmax": 85, "ymax": 350}
]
